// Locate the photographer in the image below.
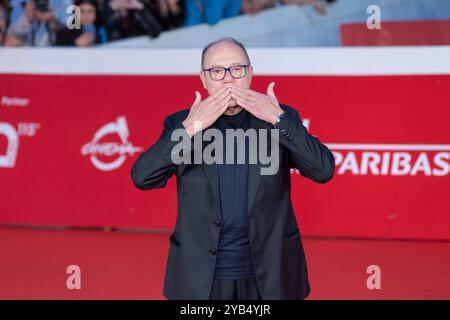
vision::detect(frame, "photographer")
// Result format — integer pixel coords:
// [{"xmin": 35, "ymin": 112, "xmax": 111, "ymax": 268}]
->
[
  {"xmin": 100, "ymin": 0, "xmax": 163, "ymax": 41},
  {"xmin": 6, "ymin": 0, "xmax": 73, "ymax": 46},
  {"xmin": 9, "ymin": 0, "xmax": 73, "ymax": 25}
]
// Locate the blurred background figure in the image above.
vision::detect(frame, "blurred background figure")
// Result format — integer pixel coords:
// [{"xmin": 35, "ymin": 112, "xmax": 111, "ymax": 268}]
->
[
  {"xmin": 5, "ymin": 0, "xmax": 36, "ymax": 46},
  {"xmin": 155, "ymin": 0, "xmax": 184, "ymax": 31},
  {"xmin": 0, "ymin": 0, "xmax": 335, "ymax": 46},
  {"xmin": 100, "ymin": 0, "xmax": 163, "ymax": 40},
  {"xmin": 5, "ymin": 0, "xmax": 73, "ymax": 46},
  {"xmin": 56, "ymin": 0, "xmax": 107, "ymax": 46},
  {"xmin": 0, "ymin": 3, "xmax": 7, "ymax": 45},
  {"xmin": 241, "ymin": 0, "xmax": 328, "ymax": 16},
  {"xmin": 184, "ymin": 0, "xmax": 241, "ymax": 26}
]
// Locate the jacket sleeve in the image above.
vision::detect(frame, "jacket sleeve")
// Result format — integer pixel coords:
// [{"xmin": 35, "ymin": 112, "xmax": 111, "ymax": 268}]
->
[
  {"xmin": 275, "ymin": 106, "xmax": 335, "ymax": 183},
  {"xmin": 130, "ymin": 115, "xmax": 194, "ymax": 190}
]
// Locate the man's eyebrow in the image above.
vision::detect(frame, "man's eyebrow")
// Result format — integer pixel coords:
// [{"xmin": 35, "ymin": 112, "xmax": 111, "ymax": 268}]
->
[{"xmin": 208, "ymin": 62, "xmax": 247, "ymax": 68}]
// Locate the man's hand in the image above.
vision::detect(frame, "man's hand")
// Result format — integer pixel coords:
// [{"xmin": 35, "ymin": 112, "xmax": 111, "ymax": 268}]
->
[
  {"xmin": 182, "ymin": 87, "xmax": 232, "ymax": 138},
  {"xmin": 5, "ymin": 35, "xmax": 25, "ymax": 47},
  {"xmin": 230, "ymin": 82, "xmax": 284, "ymax": 125},
  {"xmin": 35, "ymin": 9, "xmax": 55, "ymax": 23},
  {"xmin": 241, "ymin": 0, "xmax": 275, "ymax": 15},
  {"xmin": 75, "ymin": 33, "xmax": 95, "ymax": 47}
]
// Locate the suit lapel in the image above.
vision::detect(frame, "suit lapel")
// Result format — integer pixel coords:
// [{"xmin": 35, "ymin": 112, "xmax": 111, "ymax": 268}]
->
[
  {"xmin": 247, "ymin": 115, "xmax": 269, "ymax": 217},
  {"xmin": 202, "ymin": 158, "xmax": 221, "ymax": 218}
]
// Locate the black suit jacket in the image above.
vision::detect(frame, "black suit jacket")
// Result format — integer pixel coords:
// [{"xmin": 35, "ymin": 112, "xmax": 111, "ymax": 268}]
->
[{"xmin": 131, "ymin": 104, "xmax": 335, "ymax": 300}]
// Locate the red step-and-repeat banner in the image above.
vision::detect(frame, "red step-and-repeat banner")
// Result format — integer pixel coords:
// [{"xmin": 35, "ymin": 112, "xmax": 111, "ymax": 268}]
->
[{"xmin": 1, "ymin": 48, "xmax": 449, "ymax": 240}]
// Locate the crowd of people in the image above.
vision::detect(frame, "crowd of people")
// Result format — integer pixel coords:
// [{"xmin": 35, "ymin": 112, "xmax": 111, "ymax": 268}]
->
[{"xmin": 0, "ymin": 0, "xmax": 332, "ymax": 47}]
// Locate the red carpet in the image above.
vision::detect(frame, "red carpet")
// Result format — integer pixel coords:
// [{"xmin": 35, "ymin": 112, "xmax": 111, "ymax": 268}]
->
[{"xmin": 0, "ymin": 226, "xmax": 449, "ymax": 299}]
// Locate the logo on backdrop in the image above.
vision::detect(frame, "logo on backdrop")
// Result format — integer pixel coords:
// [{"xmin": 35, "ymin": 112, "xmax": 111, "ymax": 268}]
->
[
  {"xmin": 0, "ymin": 121, "xmax": 40, "ymax": 168},
  {"xmin": 328, "ymin": 144, "xmax": 449, "ymax": 177},
  {"xmin": 289, "ymin": 120, "xmax": 449, "ymax": 177},
  {"xmin": 81, "ymin": 116, "xmax": 143, "ymax": 171},
  {"xmin": 0, "ymin": 122, "xmax": 19, "ymax": 168},
  {"xmin": 290, "ymin": 143, "xmax": 449, "ymax": 177}
]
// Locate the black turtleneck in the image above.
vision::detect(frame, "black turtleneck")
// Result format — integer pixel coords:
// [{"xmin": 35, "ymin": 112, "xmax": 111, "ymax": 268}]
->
[{"xmin": 212, "ymin": 108, "xmax": 255, "ymax": 280}]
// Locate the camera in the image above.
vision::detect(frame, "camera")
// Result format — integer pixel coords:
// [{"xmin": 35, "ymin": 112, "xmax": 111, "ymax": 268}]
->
[
  {"xmin": 34, "ymin": 0, "xmax": 49, "ymax": 13},
  {"xmin": 133, "ymin": 4, "xmax": 162, "ymax": 39}
]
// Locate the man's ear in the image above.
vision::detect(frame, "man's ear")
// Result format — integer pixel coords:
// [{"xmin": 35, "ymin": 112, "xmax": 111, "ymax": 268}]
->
[{"xmin": 199, "ymin": 71, "xmax": 207, "ymax": 89}]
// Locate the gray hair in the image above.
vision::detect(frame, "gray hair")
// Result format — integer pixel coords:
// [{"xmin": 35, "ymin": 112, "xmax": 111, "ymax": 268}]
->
[{"xmin": 201, "ymin": 37, "xmax": 251, "ymax": 69}]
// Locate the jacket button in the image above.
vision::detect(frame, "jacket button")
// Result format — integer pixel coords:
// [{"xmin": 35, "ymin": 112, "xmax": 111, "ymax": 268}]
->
[
  {"xmin": 214, "ymin": 219, "xmax": 221, "ymax": 227},
  {"xmin": 209, "ymin": 248, "xmax": 217, "ymax": 255}
]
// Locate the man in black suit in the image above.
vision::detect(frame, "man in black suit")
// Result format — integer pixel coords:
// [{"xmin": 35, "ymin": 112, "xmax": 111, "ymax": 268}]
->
[{"xmin": 131, "ymin": 37, "xmax": 335, "ymax": 300}]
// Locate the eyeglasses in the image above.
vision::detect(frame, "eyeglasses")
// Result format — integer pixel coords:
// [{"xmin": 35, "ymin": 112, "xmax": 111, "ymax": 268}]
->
[{"xmin": 202, "ymin": 64, "xmax": 250, "ymax": 81}]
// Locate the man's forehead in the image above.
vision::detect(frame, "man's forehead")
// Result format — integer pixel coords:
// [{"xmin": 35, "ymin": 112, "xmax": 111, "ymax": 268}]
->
[{"xmin": 204, "ymin": 43, "xmax": 247, "ymax": 66}]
